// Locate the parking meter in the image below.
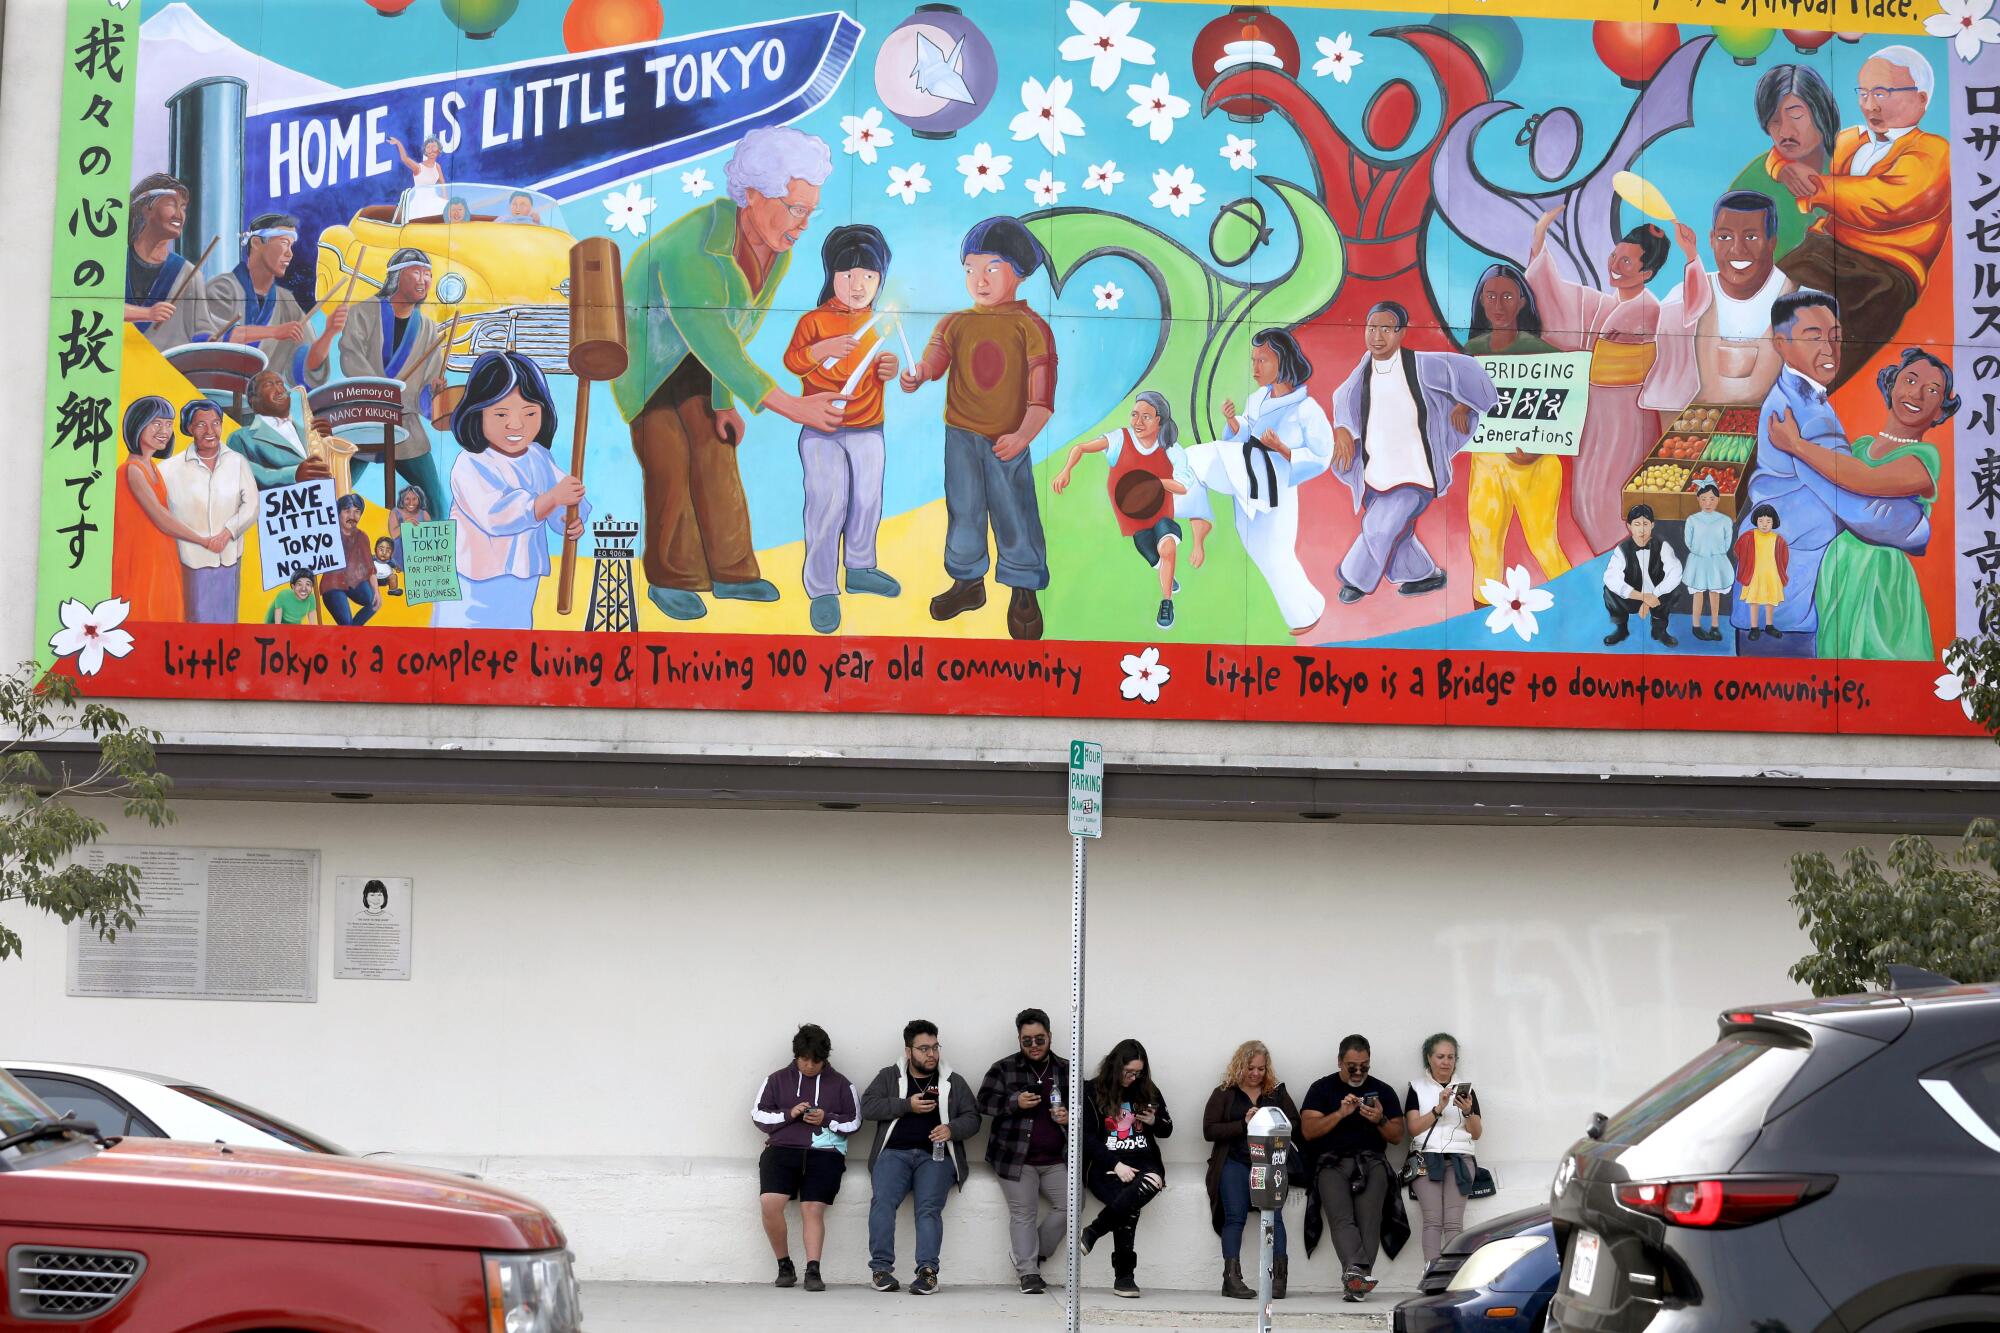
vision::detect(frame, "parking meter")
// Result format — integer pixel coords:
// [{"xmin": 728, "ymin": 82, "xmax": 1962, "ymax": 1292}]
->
[
  {"xmin": 1246, "ymin": 1106, "xmax": 1292, "ymax": 1207},
  {"xmin": 1246, "ymin": 1106, "xmax": 1292, "ymax": 1327}
]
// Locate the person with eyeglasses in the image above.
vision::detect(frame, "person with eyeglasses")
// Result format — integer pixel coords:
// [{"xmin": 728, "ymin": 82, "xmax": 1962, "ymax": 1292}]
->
[
  {"xmin": 860, "ymin": 1020, "xmax": 981, "ymax": 1296},
  {"xmin": 975, "ymin": 1007, "xmax": 1071, "ymax": 1294},
  {"xmin": 1299, "ymin": 1034, "xmax": 1407, "ymax": 1302},
  {"xmin": 1078, "ymin": 1038, "xmax": 1173, "ymax": 1299},
  {"xmin": 1773, "ymin": 44, "xmax": 1948, "ymax": 389}
]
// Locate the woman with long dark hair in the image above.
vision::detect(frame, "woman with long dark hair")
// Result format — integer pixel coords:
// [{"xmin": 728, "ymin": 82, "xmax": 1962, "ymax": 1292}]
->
[
  {"xmin": 113, "ymin": 395, "xmax": 202, "ymax": 622},
  {"xmin": 1077, "ymin": 1038, "xmax": 1173, "ymax": 1299},
  {"xmin": 434, "ymin": 351, "xmax": 588, "ymax": 630},
  {"xmin": 1730, "ymin": 64, "xmax": 1839, "ymax": 258},
  {"xmin": 1462, "ymin": 264, "xmax": 1571, "ymax": 598}
]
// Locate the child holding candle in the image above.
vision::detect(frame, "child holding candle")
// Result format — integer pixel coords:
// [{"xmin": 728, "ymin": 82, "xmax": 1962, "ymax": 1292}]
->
[{"xmin": 783, "ymin": 224, "xmax": 903, "ymax": 635}]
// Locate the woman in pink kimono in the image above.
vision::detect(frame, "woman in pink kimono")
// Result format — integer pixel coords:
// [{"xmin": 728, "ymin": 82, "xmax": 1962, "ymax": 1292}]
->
[{"xmin": 1527, "ymin": 211, "xmax": 1698, "ymax": 554}]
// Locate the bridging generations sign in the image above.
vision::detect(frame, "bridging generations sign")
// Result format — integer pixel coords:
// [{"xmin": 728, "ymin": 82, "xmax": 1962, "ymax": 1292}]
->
[{"xmin": 30, "ymin": 0, "xmax": 1995, "ymax": 737}]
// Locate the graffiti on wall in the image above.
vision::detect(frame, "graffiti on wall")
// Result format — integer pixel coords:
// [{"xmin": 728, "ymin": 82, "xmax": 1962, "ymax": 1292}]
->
[{"xmin": 35, "ymin": 0, "xmax": 2000, "ymax": 732}]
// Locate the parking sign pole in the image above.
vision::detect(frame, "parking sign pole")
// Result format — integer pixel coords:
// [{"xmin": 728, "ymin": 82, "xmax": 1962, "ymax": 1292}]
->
[
  {"xmin": 1066, "ymin": 829, "xmax": 1085, "ymax": 1333},
  {"xmin": 1063, "ymin": 741, "xmax": 1100, "ymax": 1333}
]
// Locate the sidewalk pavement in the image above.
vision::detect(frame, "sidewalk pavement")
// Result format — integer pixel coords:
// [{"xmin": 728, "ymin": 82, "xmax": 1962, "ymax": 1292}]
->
[{"xmin": 578, "ymin": 1281, "xmax": 1412, "ymax": 1330}]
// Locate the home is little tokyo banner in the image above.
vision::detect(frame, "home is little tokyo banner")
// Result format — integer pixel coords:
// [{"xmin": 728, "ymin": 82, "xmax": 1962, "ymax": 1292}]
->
[{"xmin": 36, "ymin": 0, "xmax": 2000, "ymax": 736}]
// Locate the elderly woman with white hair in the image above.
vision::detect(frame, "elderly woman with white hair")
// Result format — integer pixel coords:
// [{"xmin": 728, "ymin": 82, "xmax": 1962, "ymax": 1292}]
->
[
  {"xmin": 611, "ymin": 125, "xmax": 849, "ymax": 623},
  {"xmin": 1774, "ymin": 42, "xmax": 1949, "ymax": 389}
]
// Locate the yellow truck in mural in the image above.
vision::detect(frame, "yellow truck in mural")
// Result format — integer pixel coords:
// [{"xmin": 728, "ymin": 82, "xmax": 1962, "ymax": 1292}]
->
[{"xmin": 313, "ymin": 185, "xmax": 575, "ymax": 376}]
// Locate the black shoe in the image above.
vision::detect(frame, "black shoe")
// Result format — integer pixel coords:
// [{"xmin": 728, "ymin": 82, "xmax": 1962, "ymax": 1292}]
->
[
  {"xmin": 1221, "ymin": 1259, "xmax": 1253, "ymax": 1300},
  {"xmin": 1156, "ymin": 598, "xmax": 1175, "ymax": 630},
  {"xmin": 1272, "ymin": 1255, "xmax": 1288, "ymax": 1300},
  {"xmin": 1399, "ymin": 570, "xmax": 1447, "ymax": 596},
  {"xmin": 776, "ymin": 1258, "xmax": 797, "ymax": 1288},
  {"xmin": 1019, "ymin": 1273, "xmax": 1046, "ymax": 1294},
  {"xmin": 1603, "ymin": 626, "xmax": 1630, "ymax": 646},
  {"xmin": 871, "ymin": 1271, "xmax": 899, "ymax": 1293},
  {"xmin": 1007, "ymin": 587, "xmax": 1043, "ymax": 640},
  {"xmin": 1653, "ymin": 630, "xmax": 1679, "ymax": 647},
  {"xmin": 803, "ymin": 1264, "xmax": 825, "ymax": 1293},
  {"xmin": 1767, "ymin": 627, "xmax": 1785, "ymax": 639},
  {"xmin": 929, "ymin": 578, "xmax": 986, "ymax": 622},
  {"xmin": 1748, "ymin": 627, "xmax": 1763, "ymax": 640},
  {"xmin": 1338, "ymin": 583, "xmax": 1365, "ymax": 604},
  {"xmin": 909, "ymin": 1266, "xmax": 938, "ymax": 1295}
]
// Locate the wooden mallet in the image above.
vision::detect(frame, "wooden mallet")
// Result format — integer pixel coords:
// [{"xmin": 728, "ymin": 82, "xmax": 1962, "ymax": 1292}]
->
[{"xmin": 559, "ymin": 237, "xmax": 628, "ymax": 618}]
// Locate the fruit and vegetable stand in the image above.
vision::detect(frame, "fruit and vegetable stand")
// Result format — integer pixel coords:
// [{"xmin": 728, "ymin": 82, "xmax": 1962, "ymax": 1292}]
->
[{"xmin": 1619, "ymin": 402, "xmax": 1758, "ymax": 520}]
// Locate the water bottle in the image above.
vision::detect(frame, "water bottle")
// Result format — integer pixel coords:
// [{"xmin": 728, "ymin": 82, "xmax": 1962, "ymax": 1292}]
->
[
  {"xmin": 1050, "ymin": 1080, "xmax": 1062, "ymax": 1108},
  {"xmin": 931, "ymin": 1082, "xmax": 946, "ymax": 1162}
]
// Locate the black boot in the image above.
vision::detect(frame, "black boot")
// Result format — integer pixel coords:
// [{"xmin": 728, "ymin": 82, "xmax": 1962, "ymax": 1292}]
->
[
  {"xmin": 1221, "ymin": 1259, "xmax": 1253, "ymax": 1299},
  {"xmin": 1272, "ymin": 1255, "xmax": 1288, "ymax": 1299},
  {"xmin": 1079, "ymin": 1216, "xmax": 1105, "ymax": 1255},
  {"xmin": 1112, "ymin": 1249, "xmax": 1140, "ymax": 1299}
]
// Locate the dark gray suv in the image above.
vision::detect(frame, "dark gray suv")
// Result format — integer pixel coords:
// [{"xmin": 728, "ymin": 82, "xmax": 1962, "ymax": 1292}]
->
[{"xmin": 1548, "ymin": 982, "xmax": 2000, "ymax": 1332}]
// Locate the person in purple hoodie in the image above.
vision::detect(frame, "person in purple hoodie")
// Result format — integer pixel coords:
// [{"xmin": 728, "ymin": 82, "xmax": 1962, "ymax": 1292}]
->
[{"xmin": 753, "ymin": 1023, "xmax": 860, "ymax": 1291}]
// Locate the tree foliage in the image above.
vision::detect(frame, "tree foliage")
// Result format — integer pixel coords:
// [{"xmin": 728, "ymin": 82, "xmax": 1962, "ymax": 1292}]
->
[
  {"xmin": 1788, "ymin": 824, "xmax": 2000, "ymax": 995},
  {"xmin": 0, "ymin": 663, "xmax": 172, "ymax": 961}
]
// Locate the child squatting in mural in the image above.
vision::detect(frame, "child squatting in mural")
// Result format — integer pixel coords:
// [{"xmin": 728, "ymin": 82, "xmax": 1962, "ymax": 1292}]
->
[
  {"xmin": 1053, "ymin": 392, "xmax": 1198, "ymax": 631},
  {"xmin": 433, "ymin": 351, "xmax": 590, "ymax": 632},
  {"xmin": 783, "ymin": 224, "xmax": 903, "ymax": 635}
]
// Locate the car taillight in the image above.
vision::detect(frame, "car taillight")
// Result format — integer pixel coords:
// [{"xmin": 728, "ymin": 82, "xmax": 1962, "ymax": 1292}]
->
[{"xmin": 1614, "ymin": 1176, "xmax": 1831, "ymax": 1228}]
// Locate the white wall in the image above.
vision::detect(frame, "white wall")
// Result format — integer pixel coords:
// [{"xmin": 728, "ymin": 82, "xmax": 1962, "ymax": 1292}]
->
[{"xmin": 0, "ymin": 798, "xmax": 1896, "ymax": 1288}]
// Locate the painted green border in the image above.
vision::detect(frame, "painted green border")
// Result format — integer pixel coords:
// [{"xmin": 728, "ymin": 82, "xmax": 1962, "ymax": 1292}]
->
[{"xmin": 38, "ymin": 0, "xmax": 137, "ymax": 668}]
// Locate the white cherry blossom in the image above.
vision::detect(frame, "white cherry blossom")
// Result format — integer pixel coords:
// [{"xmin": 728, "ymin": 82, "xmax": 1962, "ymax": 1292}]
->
[
  {"xmin": 1313, "ymin": 32, "xmax": 1364, "ymax": 83},
  {"xmin": 1119, "ymin": 646, "xmax": 1171, "ymax": 703},
  {"xmin": 680, "ymin": 167, "xmax": 715, "ymax": 198},
  {"xmin": 1938, "ymin": 651, "xmax": 1978, "ymax": 719},
  {"xmin": 886, "ymin": 163, "xmax": 932, "ymax": 206},
  {"xmin": 957, "ymin": 142, "xmax": 1014, "ymax": 197},
  {"xmin": 48, "ymin": 598, "xmax": 134, "ymax": 677},
  {"xmin": 840, "ymin": 106, "xmax": 896, "ymax": 165},
  {"xmin": 602, "ymin": 183, "xmax": 658, "ymax": 236},
  {"xmin": 1480, "ymin": 565, "xmax": 1555, "ymax": 642},
  {"xmin": 1126, "ymin": 73, "xmax": 1190, "ymax": 144},
  {"xmin": 1026, "ymin": 170, "xmax": 1067, "ymax": 207},
  {"xmin": 1221, "ymin": 134, "xmax": 1258, "ymax": 171},
  {"xmin": 1060, "ymin": 1, "xmax": 1156, "ymax": 91},
  {"xmin": 1929, "ymin": 0, "xmax": 2000, "ymax": 62},
  {"xmin": 1148, "ymin": 165, "xmax": 1205, "ymax": 218},
  {"xmin": 1084, "ymin": 161, "xmax": 1125, "ymax": 195},
  {"xmin": 1010, "ymin": 76, "xmax": 1086, "ymax": 156},
  {"xmin": 1093, "ymin": 281, "xmax": 1125, "ymax": 311}
]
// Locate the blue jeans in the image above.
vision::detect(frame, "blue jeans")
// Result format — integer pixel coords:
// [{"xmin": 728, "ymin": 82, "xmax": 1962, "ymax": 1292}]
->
[
  {"xmin": 321, "ymin": 580, "xmax": 378, "ymax": 626},
  {"xmin": 1219, "ymin": 1157, "xmax": 1286, "ymax": 1260},
  {"xmin": 869, "ymin": 1148, "xmax": 954, "ymax": 1275},
  {"xmin": 943, "ymin": 426, "xmax": 1049, "ymax": 590}
]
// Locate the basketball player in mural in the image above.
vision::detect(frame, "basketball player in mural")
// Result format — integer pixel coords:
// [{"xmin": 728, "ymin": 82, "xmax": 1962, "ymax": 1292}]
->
[{"xmin": 612, "ymin": 126, "xmax": 844, "ymax": 623}]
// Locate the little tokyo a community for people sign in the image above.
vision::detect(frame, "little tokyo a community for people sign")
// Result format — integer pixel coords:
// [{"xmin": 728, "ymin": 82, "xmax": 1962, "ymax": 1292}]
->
[{"xmin": 33, "ymin": 0, "xmax": 1995, "ymax": 736}]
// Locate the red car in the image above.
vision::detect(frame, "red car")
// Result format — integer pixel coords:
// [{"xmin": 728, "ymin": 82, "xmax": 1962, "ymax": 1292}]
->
[{"xmin": 0, "ymin": 1069, "xmax": 581, "ymax": 1331}]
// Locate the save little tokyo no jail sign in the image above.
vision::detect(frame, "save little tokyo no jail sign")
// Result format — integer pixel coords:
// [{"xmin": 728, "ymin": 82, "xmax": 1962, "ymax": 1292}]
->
[{"xmin": 1068, "ymin": 741, "xmax": 1104, "ymax": 840}]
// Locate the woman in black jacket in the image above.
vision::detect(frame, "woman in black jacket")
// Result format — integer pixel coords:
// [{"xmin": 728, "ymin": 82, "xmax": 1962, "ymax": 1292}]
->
[
  {"xmin": 1203, "ymin": 1039, "xmax": 1300, "ymax": 1299},
  {"xmin": 1078, "ymin": 1038, "xmax": 1172, "ymax": 1299}
]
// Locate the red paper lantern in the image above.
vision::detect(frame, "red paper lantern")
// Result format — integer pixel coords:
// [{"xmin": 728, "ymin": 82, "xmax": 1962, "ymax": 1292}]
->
[
  {"xmin": 564, "ymin": 0, "xmax": 665, "ymax": 53},
  {"xmin": 1592, "ymin": 20, "xmax": 1681, "ymax": 90},
  {"xmin": 363, "ymin": 0, "xmax": 420, "ymax": 13},
  {"xmin": 1192, "ymin": 6, "xmax": 1301, "ymax": 124},
  {"xmin": 1784, "ymin": 28, "xmax": 1835, "ymax": 54}
]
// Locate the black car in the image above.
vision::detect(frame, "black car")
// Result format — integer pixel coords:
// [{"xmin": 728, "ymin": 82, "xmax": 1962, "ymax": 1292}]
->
[
  {"xmin": 1395, "ymin": 1205, "xmax": 1557, "ymax": 1332},
  {"xmin": 1548, "ymin": 982, "xmax": 2000, "ymax": 1332}
]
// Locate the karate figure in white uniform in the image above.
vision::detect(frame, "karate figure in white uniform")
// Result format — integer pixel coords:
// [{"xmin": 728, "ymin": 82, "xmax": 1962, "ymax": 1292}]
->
[{"xmin": 1179, "ymin": 328, "xmax": 1334, "ymax": 633}]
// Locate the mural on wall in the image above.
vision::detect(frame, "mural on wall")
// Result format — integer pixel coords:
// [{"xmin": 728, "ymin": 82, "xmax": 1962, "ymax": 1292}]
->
[{"xmin": 34, "ymin": 0, "xmax": 2000, "ymax": 731}]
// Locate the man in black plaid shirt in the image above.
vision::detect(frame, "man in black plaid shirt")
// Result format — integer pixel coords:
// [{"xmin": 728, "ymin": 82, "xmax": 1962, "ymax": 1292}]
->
[{"xmin": 976, "ymin": 1008, "xmax": 1071, "ymax": 1294}]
